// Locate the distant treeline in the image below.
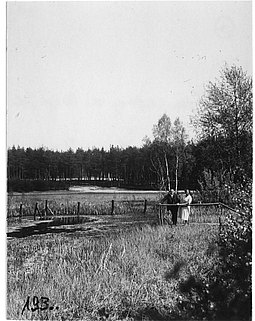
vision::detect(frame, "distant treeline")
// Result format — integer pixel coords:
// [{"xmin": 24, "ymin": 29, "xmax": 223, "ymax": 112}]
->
[
  {"xmin": 7, "ymin": 133, "xmax": 252, "ymax": 193},
  {"xmin": 7, "ymin": 144, "xmax": 197, "ymax": 192}
]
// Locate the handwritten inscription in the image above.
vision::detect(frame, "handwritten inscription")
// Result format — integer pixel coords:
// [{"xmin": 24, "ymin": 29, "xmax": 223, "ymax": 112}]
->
[{"xmin": 21, "ymin": 296, "xmax": 59, "ymax": 315}]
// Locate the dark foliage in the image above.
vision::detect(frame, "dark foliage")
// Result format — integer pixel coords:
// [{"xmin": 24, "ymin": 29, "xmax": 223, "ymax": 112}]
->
[
  {"xmin": 7, "ymin": 144, "xmax": 198, "ymax": 192},
  {"xmin": 7, "ymin": 179, "xmax": 69, "ymax": 193},
  {"xmin": 175, "ymin": 181, "xmax": 252, "ymax": 320}
]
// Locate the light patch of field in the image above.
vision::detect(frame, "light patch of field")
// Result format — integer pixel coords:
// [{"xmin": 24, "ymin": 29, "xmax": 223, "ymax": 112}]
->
[{"xmin": 69, "ymin": 185, "xmax": 162, "ymax": 193}]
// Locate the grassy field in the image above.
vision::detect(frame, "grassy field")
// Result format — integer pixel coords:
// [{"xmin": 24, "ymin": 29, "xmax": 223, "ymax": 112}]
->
[
  {"xmin": 7, "ymin": 223, "xmax": 219, "ymax": 320},
  {"xmin": 7, "ymin": 190, "xmax": 162, "ymax": 217}
]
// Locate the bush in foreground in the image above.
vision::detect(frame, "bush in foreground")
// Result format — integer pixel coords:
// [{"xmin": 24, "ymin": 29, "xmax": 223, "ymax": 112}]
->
[{"xmin": 176, "ymin": 181, "xmax": 252, "ymax": 320}]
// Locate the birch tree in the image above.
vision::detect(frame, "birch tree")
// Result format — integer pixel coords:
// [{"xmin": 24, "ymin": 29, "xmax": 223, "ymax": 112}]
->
[
  {"xmin": 152, "ymin": 114, "xmax": 172, "ymax": 190},
  {"xmin": 145, "ymin": 114, "xmax": 187, "ymax": 191},
  {"xmin": 172, "ymin": 117, "xmax": 187, "ymax": 191}
]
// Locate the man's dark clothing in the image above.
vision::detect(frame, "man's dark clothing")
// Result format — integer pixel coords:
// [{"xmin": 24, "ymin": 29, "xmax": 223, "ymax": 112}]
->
[{"xmin": 161, "ymin": 192, "xmax": 180, "ymax": 225}]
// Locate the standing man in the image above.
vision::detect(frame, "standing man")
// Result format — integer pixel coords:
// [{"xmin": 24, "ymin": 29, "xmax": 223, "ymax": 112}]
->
[{"xmin": 161, "ymin": 189, "xmax": 180, "ymax": 225}]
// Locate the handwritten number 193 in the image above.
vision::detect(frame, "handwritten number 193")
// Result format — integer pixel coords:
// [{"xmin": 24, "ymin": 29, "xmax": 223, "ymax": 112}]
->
[{"xmin": 21, "ymin": 296, "xmax": 55, "ymax": 315}]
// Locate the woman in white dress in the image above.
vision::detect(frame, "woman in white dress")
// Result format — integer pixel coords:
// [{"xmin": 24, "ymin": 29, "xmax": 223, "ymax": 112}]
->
[{"xmin": 180, "ymin": 189, "xmax": 192, "ymax": 224}]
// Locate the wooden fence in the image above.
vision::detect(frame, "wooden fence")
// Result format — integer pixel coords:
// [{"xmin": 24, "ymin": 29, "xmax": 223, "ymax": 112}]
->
[
  {"xmin": 7, "ymin": 199, "xmax": 152, "ymax": 221},
  {"xmin": 8, "ymin": 199, "xmax": 240, "ymax": 225}
]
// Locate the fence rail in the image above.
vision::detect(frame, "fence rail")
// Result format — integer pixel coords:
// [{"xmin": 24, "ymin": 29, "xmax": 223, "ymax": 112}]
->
[{"xmin": 158, "ymin": 202, "xmax": 240, "ymax": 225}]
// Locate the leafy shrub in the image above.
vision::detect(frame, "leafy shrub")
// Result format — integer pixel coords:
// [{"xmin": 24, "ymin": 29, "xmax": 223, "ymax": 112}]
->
[
  {"xmin": 216, "ymin": 180, "xmax": 252, "ymax": 320},
  {"xmin": 176, "ymin": 180, "xmax": 252, "ymax": 320}
]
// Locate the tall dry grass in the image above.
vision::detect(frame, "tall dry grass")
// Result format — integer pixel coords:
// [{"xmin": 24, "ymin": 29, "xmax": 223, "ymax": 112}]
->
[
  {"xmin": 7, "ymin": 192, "xmax": 161, "ymax": 218},
  {"xmin": 7, "ymin": 223, "xmax": 219, "ymax": 320}
]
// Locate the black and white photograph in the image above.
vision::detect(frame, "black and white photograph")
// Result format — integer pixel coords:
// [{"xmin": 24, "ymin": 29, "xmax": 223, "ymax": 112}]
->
[{"xmin": 6, "ymin": 1, "xmax": 252, "ymax": 320}]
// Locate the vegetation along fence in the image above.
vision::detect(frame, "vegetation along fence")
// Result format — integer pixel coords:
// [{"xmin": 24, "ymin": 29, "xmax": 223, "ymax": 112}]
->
[{"xmin": 8, "ymin": 197, "xmax": 239, "ymax": 226}]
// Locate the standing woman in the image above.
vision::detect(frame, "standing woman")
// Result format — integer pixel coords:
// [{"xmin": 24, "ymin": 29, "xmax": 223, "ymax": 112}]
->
[{"xmin": 181, "ymin": 189, "xmax": 192, "ymax": 224}]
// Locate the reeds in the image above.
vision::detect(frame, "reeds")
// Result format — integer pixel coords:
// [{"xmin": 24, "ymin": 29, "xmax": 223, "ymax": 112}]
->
[{"xmin": 7, "ymin": 224, "xmax": 219, "ymax": 320}]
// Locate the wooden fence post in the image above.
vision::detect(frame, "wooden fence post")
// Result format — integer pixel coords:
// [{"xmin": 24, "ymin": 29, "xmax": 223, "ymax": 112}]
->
[
  {"xmin": 77, "ymin": 202, "xmax": 80, "ymax": 216},
  {"xmin": 219, "ymin": 216, "xmax": 222, "ymax": 233},
  {"xmin": 45, "ymin": 200, "xmax": 48, "ymax": 217},
  {"xmin": 34, "ymin": 202, "xmax": 38, "ymax": 221},
  {"xmin": 111, "ymin": 200, "xmax": 114, "ymax": 215},
  {"xmin": 159, "ymin": 205, "xmax": 162, "ymax": 225},
  {"xmin": 143, "ymin": 199, "xmax": 147, "ymax": 215},
  {"xmin": 19, "ymin": 203, "xmax": 23, "ymax": 220}
]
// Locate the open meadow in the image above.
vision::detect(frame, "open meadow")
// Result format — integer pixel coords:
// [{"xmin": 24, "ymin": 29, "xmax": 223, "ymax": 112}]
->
[{"xmin": 7, "ymin": 223, "xmax": 219, "ymax": 320}]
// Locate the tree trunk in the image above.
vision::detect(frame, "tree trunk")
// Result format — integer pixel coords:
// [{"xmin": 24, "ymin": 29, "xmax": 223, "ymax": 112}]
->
[
  {"xmin": 175, "ymin": 153, "xmax": 179, "ymax": 192},
  {"xmin": 164, "ymin": 152, "xmax": 171, "ymax": 191}
]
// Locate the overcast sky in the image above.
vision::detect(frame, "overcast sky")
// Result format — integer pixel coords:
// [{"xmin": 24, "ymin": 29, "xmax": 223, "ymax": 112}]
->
[{"xmin": 7, "ymin": 1, "xmax": 252, "ymax": 151}]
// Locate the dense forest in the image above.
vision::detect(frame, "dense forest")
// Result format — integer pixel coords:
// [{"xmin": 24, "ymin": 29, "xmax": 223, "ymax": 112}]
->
[
  {"xmin": 7, "ymin": 65, "xmax": 252, "ymax": 194},
  {"xmin": 7, "ymin": 142, "xmax": 197, "ymax": 190}
]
